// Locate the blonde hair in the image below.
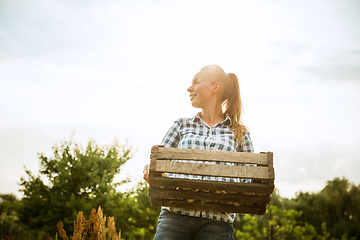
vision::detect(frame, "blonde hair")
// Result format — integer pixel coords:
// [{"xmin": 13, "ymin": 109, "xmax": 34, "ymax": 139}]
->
[
  {"xmin": 201, "ymin": 65, "xmax": 248, "ymax": 147},
  {"xmin": 223, "ymin": 73, "xmax": 248, "ymax": 147}
]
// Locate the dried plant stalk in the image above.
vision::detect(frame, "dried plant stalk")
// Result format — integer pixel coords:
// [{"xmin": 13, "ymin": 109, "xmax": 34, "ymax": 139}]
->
[
  {"xmin": 57, "ymin": 221, "xmax": 69, "ymax": 240},
  {"xmin": 57, "ymin": 206, "xmax": 121, "ymax": 240},
  {"xmin": 89, "ymin": 207, "xmax": 99, "ymax": 240},
  {"xmin": 73, "ymin": 211, "xmax": 88, "ymax": 240},
  {"xmin": 98, "ymin": 206, "xmax": 107, "ymax": 240},
  {"xmin": 107, "ymin": 217, "xmax": 121, "ymax": 240}
]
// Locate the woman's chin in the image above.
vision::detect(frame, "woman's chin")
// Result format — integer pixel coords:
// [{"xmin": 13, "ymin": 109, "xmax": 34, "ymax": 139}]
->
[{"xmin": 190, "ymin": 102, "xmax": 201, "ymax": 108}]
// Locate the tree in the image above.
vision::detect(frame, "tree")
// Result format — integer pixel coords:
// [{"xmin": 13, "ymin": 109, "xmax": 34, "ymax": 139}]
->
[
  {"xmin": 235, "ymin": 206, "xmax": 319, "ymax": 240},
  {"xmin": 288, "ymin": 178, "xmax": 360, "ymax": 239},
  {"xmin": 17, "ymin": 136, "xmax": 133, "ymax": 237},
  {"xmin": 233, "ymin": 178, "xmax": 360, "ymax": 240},
  {"xmin": 0, "ymin": 194, "xmax": 21, "ymax": 239},
  {"xmin": 111, "ymin": 182, "xmax": 161, "ymax": 240}
]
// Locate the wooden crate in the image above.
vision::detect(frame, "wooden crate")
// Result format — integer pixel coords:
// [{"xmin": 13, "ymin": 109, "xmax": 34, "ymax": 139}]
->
[{"xmin": 148, "ymin": 145, "xmax": 275, "ymax": 215}]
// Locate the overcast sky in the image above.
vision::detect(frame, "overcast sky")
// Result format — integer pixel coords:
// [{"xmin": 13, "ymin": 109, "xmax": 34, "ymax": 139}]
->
[{"xmin": 1, "ymin": 0, "xmax": 359, "ymax": 199}]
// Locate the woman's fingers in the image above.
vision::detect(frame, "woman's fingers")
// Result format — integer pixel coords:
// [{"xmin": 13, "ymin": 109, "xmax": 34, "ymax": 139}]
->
[{"xmin": 143, "ymin": 165, "xmax": 150, "ymax": 183}]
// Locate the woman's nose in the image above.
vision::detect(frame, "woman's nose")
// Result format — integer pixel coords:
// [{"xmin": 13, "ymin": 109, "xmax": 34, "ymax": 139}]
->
[{"xmin": 187, "ymin": 85, "xmax": 193, "ymax": 92}]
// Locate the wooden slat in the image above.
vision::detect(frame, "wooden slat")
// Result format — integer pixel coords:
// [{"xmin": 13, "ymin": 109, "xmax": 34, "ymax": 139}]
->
[
  {"xmin": 154, "ymin": 160, "xmax": 269, "ymax": 179},
  {"xmin": 156, "ymin": 147, "xmax": 269, "ymax": 165},
  {"xmin": 259, "ymin": 152, "xmax": 275, "ymax": 214},
  {"xmin": 151, "ymin": 198, "xmax": 261, "ymax": 214},
  {"xmin": 149, "ymin": 146, "xmax": 159, "ymax": 183},
  {"xmin": 151, "ymin": 176, "xmax": 270, "ymax": 193},
  {"xmin": 150, "ymin": 188, "xmax": 264, "ymax": 205}
]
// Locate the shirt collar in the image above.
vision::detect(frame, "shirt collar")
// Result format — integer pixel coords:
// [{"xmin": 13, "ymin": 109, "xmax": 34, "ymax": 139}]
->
[{"xmin": 192, "ymin": 112, "xmax": 232, "ymax": 126}]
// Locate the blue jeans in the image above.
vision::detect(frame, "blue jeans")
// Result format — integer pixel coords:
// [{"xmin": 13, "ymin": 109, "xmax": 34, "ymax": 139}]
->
[{"xmin": 154, "ymin": 209, "xmax": 234, "ymax": 240}]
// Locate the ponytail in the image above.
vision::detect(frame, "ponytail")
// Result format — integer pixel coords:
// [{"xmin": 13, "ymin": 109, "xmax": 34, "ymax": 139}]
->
[{"xmin": 223, "ymin": 73, "xmax": 248, "ymax": 147}]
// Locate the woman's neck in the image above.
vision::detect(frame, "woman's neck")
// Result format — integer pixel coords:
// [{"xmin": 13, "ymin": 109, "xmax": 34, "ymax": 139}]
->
[{"xmin": 200, "ymin": 106, "xmax": 225, "ymax": 127}]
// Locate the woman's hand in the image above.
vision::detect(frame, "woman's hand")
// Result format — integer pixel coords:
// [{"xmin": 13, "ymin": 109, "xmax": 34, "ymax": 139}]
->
[{"xmin": 143, "ymin": 164, "xmax": 150, "ymax": 184}]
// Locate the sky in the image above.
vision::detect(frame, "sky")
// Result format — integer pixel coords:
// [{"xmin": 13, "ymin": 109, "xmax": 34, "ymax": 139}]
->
[{"xmin": 1, "ymin": 0, "xmax": 360, "ymax": 199}]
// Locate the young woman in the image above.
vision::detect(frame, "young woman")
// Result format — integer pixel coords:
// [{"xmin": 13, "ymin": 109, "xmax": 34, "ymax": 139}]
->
[{"xmin": 143, "ymin": 65, "xmax": 254, "ymax": 240}]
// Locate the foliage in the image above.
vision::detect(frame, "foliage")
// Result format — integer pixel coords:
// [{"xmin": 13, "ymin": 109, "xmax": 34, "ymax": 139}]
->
[
  {"xmin": 0, "ymin": 194, "xmax": 16, "ymax": 215},
  {"xmin": 234, "ymin": 205, "xmax": 357, "ymax": 240},
  {"xmin": 17, "ymin": 136, "xmax": 133, "ymax": 237},
  {"xmin": 108, "ymin": 182, "xmax": 160, "ymax": 240},
  {"xmin": 284, "ymin": 178, "xmax": 360, "ymax": 239},
  {"xmin": 0, "ymin": 194, "xmax": 25, "ymax": 239},
  {"xmin": 233, "ymin": 178, "xmax": 360, "ymax": 240},
  {"xmin": 57, "ymin": 206, "xmax": 121, "ymax": 240},
  {"xmin": 235, "ymin": 206, "xmax": 318, "ymax": 240}
]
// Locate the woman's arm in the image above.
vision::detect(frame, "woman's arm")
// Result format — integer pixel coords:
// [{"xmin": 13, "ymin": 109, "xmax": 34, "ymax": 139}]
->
[{"xmin": 143, "ymin": 120, "xmax": 181, "ymax": 183}]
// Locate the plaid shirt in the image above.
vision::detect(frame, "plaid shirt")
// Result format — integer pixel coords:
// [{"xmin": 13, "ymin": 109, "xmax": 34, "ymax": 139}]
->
[{"xmin": 160, "ymin": 113, "xmax": 254, "ymax": 223}]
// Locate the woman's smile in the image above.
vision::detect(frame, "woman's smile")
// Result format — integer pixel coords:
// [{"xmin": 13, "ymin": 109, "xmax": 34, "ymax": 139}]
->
[{"xmin": 190, "ymin": 93, "xmax": 197, "ymax": 101}]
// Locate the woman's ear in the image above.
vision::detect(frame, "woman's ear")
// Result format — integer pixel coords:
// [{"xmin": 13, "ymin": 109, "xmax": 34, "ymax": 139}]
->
[{"xmin": 213, "ymin": 82, "xmax": 221, "ymax": 93}]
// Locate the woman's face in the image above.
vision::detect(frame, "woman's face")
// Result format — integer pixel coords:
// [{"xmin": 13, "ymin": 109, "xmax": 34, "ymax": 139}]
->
[{"xmin": 187, "ymin": 70, "xmax": 216, "ymax": 108}]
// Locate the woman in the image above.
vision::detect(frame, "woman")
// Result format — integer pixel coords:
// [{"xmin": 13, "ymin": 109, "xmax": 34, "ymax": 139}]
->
[{"xmin": 143, "ymin": 65, "xmax": 254, "ymax": 240}]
